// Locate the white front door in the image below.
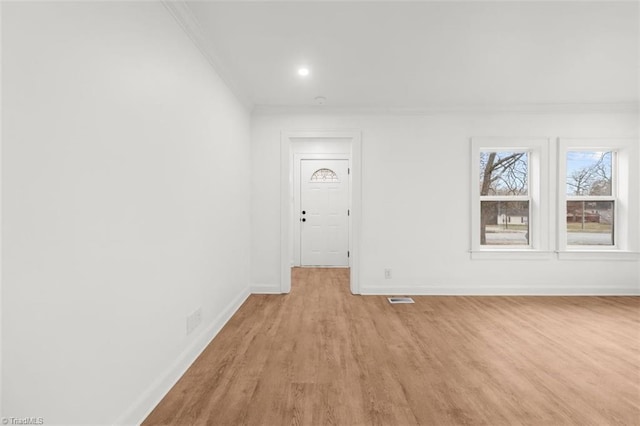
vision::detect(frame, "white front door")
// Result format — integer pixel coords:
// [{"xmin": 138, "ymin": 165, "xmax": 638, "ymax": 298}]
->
[{"xmin": 300, "ymin": 159, "xmax": 349, "ymax": 266}]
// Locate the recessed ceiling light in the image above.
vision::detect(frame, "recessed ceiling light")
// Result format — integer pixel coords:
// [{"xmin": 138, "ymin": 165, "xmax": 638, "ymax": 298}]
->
[{"xmin": 298, "ymin": 67, "xmax": 310, "ymax": 77}]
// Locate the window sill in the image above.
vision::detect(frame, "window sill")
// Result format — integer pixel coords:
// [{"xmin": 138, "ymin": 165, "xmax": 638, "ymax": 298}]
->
[
  {"xmin": 556, "ymin": 251, "xmax": 640, "ymax": 261},
  {"xmin": 470, "ymin": 250, "xmax": 554, "ymax": 260}
]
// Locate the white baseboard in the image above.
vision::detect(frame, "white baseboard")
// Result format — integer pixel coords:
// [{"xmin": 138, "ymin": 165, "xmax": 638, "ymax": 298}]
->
[
  {"xmin": 250, "ymin": 283, "xmax": 282, "ymax": 294},
  {"xmin": 360, "ymin": 285, "xmax": 640, "ymax": 296},
  {"xmin": 114, "ymin": 286, "xmax": 251, "ymax": 426}
]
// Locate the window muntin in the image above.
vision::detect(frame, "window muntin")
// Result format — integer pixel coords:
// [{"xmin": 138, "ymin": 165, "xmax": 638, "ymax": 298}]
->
[
  {"xmin": 479, "ymin": 151, "xmax": 530, "ymax": 247},
  {"xmin": 565, "ymin": 151, "xmax": 615, "ymax": 247}
]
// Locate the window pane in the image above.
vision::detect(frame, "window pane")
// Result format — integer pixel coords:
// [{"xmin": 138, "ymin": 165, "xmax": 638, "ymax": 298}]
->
[
  {"xmin": 479, "ymin": 152, "xmax": 528, "ymax": 196},
  {"xmin": 566, "ymin": 151, "xmax": 612, "ymax": 196},
  {"xmin": 566, "ymin": 201, "xmax": 614, "ymax": 246},
  {"xmin": 310, "ymin": 168, "xmax": 338, "ymax": 182},
  {"xmin": 481, "ymin": 201, "xmax": 529, "ymax": 246}
]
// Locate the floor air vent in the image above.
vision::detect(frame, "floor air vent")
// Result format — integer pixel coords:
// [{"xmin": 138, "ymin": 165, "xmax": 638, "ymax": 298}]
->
[{"xmin": 388, "ymin": 297, "xmax": 415, "ymax": 304}]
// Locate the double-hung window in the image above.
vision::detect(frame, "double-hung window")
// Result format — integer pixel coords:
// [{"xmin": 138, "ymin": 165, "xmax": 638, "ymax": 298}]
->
[
  {"xmin": 472, "ymin": 138, "xmax": 637, "ymax": 260},
  {"xmin": 479, "ymin": 151, "xmax": 530, "ymax": 247},
  {"xmin": 471, "ymin": 138, "xmax": 550, "ymax": 258},
  {"xmin": 558, "ymin": 138, "xmax": 638, "ymax": 257}
]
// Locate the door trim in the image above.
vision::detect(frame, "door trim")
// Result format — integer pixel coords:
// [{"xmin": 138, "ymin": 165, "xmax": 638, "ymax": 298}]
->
[{"xmin": 280, "ymin": 131, "xmax": 362, "ymax": 294}]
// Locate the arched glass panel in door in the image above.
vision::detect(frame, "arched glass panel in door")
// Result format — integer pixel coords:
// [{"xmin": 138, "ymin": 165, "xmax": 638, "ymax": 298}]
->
[{"xmin": 310, "ymin": 168, "xmax": 339, "ymax": 182}]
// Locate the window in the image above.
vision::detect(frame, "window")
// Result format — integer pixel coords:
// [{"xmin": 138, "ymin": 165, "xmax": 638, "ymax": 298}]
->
[
  {"xmin": 479, "ymin": 152, "xmax": 530, "ymax": 246},
  {"xmin": 472, "ymin": 138, "xmax": 637, "ymax": 260},
  {"xmin": 565, "ymin": 151, "xmax": 614, "ymax": 246},
  {"xmin": 558, "ymin": 139, "xmax": 638, "ymax": 257},
  {"xmin": 310, "ymin": 168, "xmax": 338, "ymax": 182},
  {"xmin": 471, "ymin": 138, "xmax": 550, "ymax": 258}
]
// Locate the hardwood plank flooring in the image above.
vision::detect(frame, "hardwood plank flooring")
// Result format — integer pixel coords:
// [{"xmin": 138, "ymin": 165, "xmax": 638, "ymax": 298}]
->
[{"xmin": 143, "ymin": 268, "xmax": 640, "ymax": 425}]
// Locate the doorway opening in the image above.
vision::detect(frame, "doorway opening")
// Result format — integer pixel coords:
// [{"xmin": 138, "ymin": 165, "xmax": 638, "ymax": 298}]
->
[{"xmin": 280, "ymin": 131, "xmax": 362, "ymax": 294}]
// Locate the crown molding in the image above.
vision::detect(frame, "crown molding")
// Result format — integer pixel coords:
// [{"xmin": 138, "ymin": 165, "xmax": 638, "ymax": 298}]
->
[
  {"xmin": 252, "ymin": 102, "xmax": 640, "ymax": 116},
  {"xmin": 164, "ymin": 0, "xmax": 640, "ymax": 2},
  {"xmin": 162, "ymin": 1, "xmax": 253, "ymax": 110}
]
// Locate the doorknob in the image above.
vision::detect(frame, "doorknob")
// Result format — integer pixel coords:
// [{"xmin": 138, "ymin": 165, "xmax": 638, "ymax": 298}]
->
[
  {"xmin": 301, "ymin": 218, "xmax": 306, "ymax": 222},
  {"xmin": 302, "ymin": 210, "xmax": 306, "ymax": 214}
]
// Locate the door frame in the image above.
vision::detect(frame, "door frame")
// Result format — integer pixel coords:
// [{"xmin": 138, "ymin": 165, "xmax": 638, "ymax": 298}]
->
[
  {"xmin": 295, "ymin": 155, "xmax": 351, "ymax": 267},
  {"xmin": 280, "ymin": 131, "xmax": 362, "ymax": 294}
]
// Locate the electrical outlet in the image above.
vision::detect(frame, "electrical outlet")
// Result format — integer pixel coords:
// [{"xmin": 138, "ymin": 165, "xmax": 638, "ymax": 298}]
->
[
  {"xmin": 186, "ymin": 307, "xmax": 202, "ymax": 335},
  {"xmin": 384, "ymin": 268, "xmax": 392, "ymax": 279}
]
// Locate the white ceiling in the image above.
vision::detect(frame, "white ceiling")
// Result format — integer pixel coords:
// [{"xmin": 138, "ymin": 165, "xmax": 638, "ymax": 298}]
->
[{"xmin": 185, "ymin": 1, "xmax": 639, "ymax": 109}]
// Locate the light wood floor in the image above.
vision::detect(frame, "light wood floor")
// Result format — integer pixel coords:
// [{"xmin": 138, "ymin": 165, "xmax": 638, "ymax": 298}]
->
[{"xmin": 144, "ymin": 268, "xmax": 640, "ymax": 425}]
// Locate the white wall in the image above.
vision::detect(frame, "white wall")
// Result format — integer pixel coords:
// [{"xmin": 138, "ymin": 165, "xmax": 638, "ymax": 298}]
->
[
  {"xmin": 2, "ymin": 2, "xmax": 250, "ymax": 424},
  {"xmin": 251, "ymin": 110, "xmax": 639, "ymax": 295}
]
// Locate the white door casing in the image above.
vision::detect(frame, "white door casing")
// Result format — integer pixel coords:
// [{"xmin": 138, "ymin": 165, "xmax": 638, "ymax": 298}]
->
[
  {"xmin": 300, "ymin": 159, "xmax": 349, "ymax": 266},
  {"xmin": 280, "ymin": 131, "xmax": 362, "ymax": 294}
]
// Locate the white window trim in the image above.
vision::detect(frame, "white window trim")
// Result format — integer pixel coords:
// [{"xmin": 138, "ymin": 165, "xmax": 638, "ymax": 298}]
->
[
  {"xmin": 470, "ymin": 138, "xmax": 551, "ymax": 259},
  {"xmin": 557, "ymin": 138, "xmax": 639, "ymax": 260}
]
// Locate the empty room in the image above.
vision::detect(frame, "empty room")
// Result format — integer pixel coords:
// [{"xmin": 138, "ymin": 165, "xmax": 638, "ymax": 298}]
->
[{"xmin": 1, "ymin": 1, "xmax": 639, "ymax": 425}]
